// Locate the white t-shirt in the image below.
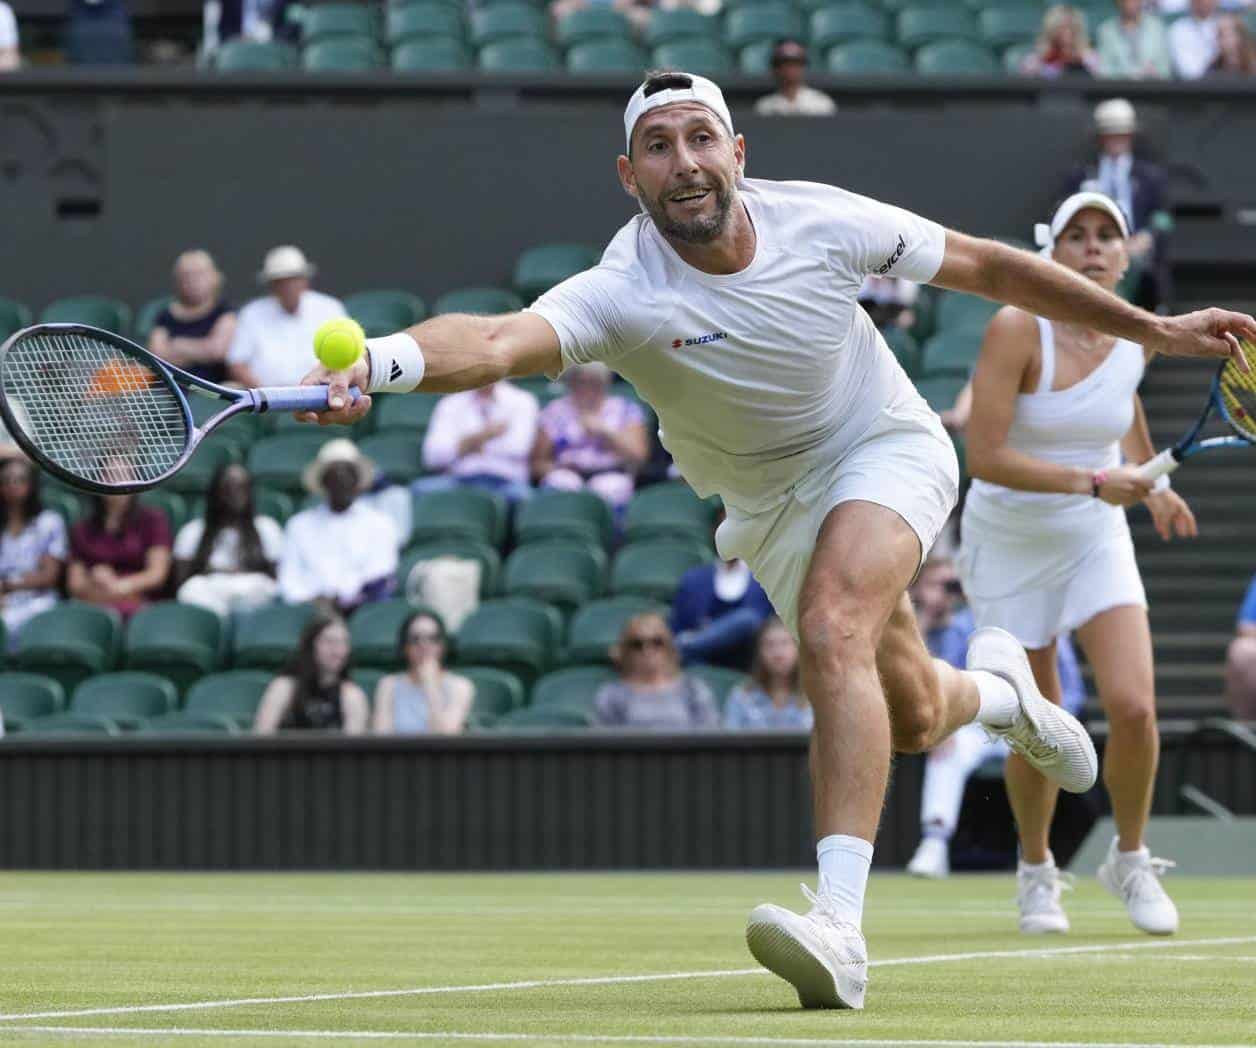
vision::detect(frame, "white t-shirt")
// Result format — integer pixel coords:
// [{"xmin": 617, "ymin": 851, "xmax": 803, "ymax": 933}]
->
[
  {"xmin": 173, "ymin": 516, "xmax": 284, "ymax": 572},
  {"xmin": 754, "ymin": 86, "xmax": 838, "ymax": 117},
  {"xmin": 1168, "ymin": 14, "xmax": 1218, "ymax": 78},
  {"xmin": 277, "ymin": 501, "xmax": 398, "ymax": 605},
  {"xmin": 0, "ymin": 3, "xmax": 17, "ymax": 51},
  {"xmin": 227, "ymin": 290, "xmax": 345, "ymax": 387},
  {"xmin": 529, "ymin": 178, "xmax": 946, "ymax": 512}
]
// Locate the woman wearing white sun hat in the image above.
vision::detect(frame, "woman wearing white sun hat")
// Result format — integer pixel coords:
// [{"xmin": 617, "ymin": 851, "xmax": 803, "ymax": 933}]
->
[{"xmin": 959, "ymin": 191, "xmax": 1196, "ymax": 938}]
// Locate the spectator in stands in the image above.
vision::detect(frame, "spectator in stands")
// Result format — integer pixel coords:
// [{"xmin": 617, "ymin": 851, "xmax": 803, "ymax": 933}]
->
[
  {"xmin": 905, "ymin": 557, "xmax": 1086, "ymax": 878},
  {"xmin": 253, "ymin": 612, "xmax": 369, "ymax": 733},
  {"xmin": 416, "ymin": 381, "xmax": 539, "ymax": 504},
  {"xmin": 723, "ymin": 617, "xmax": 812, "ymax": 731},
  {"xmin": 202, "ymin": 0, "xmax": 298, "ymax": 55},
  {"xmin": 174, "ymin": 462, "xmax": 283, "ymax": 618},
  {"xmin": 1168, "ymin": 0, "xmax": 1220, "ymax": 77},
  {"xmin": 1021, "ymin": 5, "xmax": 1101, "ymax": 76},
  {"xmin": 278, "ymin": 439, "xmax": 397, "ymax": 612},
  {"xmin": 1065, "ymin": 99, "xmax": 1169, "ymax": 310},
  {"xmin": 531, "ymin": 363, "xmax": 648, "ymax": 512},
  {"xmin": 372, "ymin": 610, "xmax": 474, "ymax": 734},
  {"xmin": 0, "ymin": 459, "xmax": 67, "ymax": 647},
  {"xmin": 595, "ymin": 613, "xmax": 719, "ymax": 729},
  {"xmin": 1097, "ymin": 0, "xmax": 1173, "ymax": 77},
  {"xmin": 67, "ymin": 491, "xmax": 172, "ymax": 619},
  {"xmin": 0, "ymin": 1, "xmax": 20, "ymax": 71},
  {"xmin": 671, "ymin": 509, "xmax": 774, "ymax": 669},
  {"xmin": 1224, "ymin": 575, "xmax": 1256, "ymax": 719},
  {"xmin": 754, "ymin": 40, "xmax": 837, "ymax": 117},
  {"xmin": 858, "ymin": 276, "xmax": 918, "ymax": 331},
  {"xmin": 227, "ymin": 245, "xmax": 345, "ymax": 388},
  {"xmin": 149, "ymin": 250, "xmax": 237, "ymax": 384},
  {"xmin": 1208, "ymin": 13, "xmax": 1256, "ymax": 75},
  {"xmin": 66, "ymin": 0, "xmax": 134, "ymax": 65}
]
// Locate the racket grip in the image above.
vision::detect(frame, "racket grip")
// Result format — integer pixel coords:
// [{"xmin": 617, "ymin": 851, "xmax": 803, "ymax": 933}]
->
[
  {"xmin": 253, "ymin": 386, "xmax": 363, "ymax": 413},
  {"xmin": 1135, "ymin": 448, "xmax": 1180, "ymax": 483}
]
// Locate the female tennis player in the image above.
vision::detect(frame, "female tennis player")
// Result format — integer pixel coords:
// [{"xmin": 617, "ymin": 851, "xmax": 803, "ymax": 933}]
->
[{"xmin": 960, "ymin": 191, "xmax": 1194, "ymax": 937}]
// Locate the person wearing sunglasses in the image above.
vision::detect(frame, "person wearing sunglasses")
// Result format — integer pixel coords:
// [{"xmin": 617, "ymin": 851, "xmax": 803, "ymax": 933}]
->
[
  {"xmin": 372, "ymin": 610, "xmax": 474, "ymax": 734},
  {"xmin": 594, "ymin": 613, "xmax": 718, "ymax": 730}
]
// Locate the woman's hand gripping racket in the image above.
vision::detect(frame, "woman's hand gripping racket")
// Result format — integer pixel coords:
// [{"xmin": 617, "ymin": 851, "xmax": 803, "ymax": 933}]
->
[
  {"xmin": 0, "ymin": 323, "xmax": 360, "ymax": 494},
  {"xmin": 1136, "ymin": 338, "xmax": 1256, "ymax": 483}
]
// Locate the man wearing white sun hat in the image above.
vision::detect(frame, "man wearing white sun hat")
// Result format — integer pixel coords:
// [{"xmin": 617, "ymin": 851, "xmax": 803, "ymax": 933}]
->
[{"xmin": 300, "ymin": 71, "xmax": 1256, "ymax": 1011}]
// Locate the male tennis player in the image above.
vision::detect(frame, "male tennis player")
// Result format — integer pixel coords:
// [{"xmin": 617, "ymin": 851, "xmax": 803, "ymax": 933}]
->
[{"xmin": 300, "ymin": 72, "xmax": 1256, "ymax": 1011}]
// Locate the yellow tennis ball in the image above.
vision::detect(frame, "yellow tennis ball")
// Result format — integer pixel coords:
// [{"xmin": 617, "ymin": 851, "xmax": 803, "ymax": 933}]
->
[{"xmin": 313, "ymin": 318, "xmax": 365, "ymax": 371}]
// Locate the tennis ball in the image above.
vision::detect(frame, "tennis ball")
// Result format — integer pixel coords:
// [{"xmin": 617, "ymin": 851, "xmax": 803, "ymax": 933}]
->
[{"xmin": 313, "ymin": 318, "xmax": 365, "ymax": 371}]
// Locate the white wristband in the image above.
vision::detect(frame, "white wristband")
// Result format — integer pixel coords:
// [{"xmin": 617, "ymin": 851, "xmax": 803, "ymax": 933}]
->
[
  {"xmin": 1152, "ymin": 472, "xmax": 1171, "ymax": 493},
  {"xmin": 365, "ymin": 332, "xmax": 425, "ymax": 394}
]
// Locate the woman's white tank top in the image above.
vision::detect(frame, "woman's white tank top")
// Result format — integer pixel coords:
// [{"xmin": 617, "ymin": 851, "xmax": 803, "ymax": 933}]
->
[{"xmin": 964, "ymin": 316, "xmax": 1145, "ymax": 531}]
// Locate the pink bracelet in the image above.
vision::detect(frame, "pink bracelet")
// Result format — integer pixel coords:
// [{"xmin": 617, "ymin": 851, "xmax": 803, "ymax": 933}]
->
[{"xmin": 1091, "ymin": 470, "xmax": 1109, "ymax": 498}]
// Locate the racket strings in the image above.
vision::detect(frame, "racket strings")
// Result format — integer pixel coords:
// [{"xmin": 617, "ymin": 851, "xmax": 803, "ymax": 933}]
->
[
  {"xmin": 1219, "ymin": 340, "xmax": 1256, "ymax": 442},
  {"xmin": 1, "ymin": 332, "xmax": 188, "ymax": 485}
]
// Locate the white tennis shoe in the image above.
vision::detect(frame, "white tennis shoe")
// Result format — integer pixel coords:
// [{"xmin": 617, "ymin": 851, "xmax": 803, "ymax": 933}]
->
[
  {"xmin": 746, "ymin": 885, "xmax": 868, "ymax": 1010},
  {"xmin": 967, "ymin": 627, "xmax": 1098, "ymax": 794},
  {"xmin": 1097, "ymin": 838, "xmax": 1179, "ymax": 935},
  {"xmin": 906, "ymin": 836, "xmax": 950, "ymax": 879},
  {"xmin": 1017, "ymin": 860, "xmax": 1072, "ymax": 934}
]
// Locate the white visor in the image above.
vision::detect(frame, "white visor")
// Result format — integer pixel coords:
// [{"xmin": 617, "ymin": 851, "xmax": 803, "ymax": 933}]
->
[
  {"xmin": 623, "ymin": 72, "xmax": 735, "ymax": 154},
  {"xmin": 1034, "ymin": 192, "xmax": 1130, "ymax": 258}
]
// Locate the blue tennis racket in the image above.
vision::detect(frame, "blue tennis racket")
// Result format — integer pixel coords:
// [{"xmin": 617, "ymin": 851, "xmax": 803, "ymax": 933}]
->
[
  {"xmin": 0, "ymin": 323, "xmax": 359, "ymax": 494},
  {"xmin": 1135, "ymin": 338, "xmax": 1256, "ymax": 482}
]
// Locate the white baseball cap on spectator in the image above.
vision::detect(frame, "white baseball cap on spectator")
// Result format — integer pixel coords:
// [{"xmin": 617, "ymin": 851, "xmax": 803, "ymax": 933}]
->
[
  {"xmin": 1034, "ymin": 192, "xmax": 1130, "ymax": 258},
  {"xmin": 302, "ymin": 438, "xmax": 376, "ymax": 495},
  {"xmin": 258, "ymin": 245, "xmax": 317, "ymax": 284},
  {"xmin": 1094, "ymin": 98, "xmax": 1137, "ymax": 136}
]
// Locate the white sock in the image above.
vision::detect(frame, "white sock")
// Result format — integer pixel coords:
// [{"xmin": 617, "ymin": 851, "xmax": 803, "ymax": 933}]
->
[
  {"xmin": 817, "ymin": 834, "xmax": 874, "ymax": 928},
  {"xmin": 970, "ymin": 670, "xmax": 1019, "ymax": 728},
  {"xmin": 1018, "ymin": 852, "xmax": 1056, "ymax": 873},
  {"xmin": 1117, "ymin": 841, "xmax": 1149, "ymax": 865}
]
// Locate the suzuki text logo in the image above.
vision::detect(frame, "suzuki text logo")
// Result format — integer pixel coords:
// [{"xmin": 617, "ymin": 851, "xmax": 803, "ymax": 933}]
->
[{"xmin": 671, "ymin": 331, "xmax": 729, "ymax": 349}]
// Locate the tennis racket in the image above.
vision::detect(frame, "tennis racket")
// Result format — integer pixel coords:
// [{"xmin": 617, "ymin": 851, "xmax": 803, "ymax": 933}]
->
[
  {"xmin": 0, "ymin": 323, "xmax": 359, "ymax": 494},
  {"xmin": 1136, "ymin": 338, "xmax": 1256, "ymax": 482}
]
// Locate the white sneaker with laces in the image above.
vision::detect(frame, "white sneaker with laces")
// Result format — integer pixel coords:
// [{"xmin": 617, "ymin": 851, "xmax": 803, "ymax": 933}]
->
[
  {"xmin": 745, "ymin": 885, "xmax": 868, "ymax": 1009},
  {"xmin": 1097, "ymin": 838, "xmax": 1179, "ymax": 936},
  {"xmin": 1017, "ymin": 860, "xmax": 1072, "ymax": 934},
  {"xmin": 906, "ymin": 836, "xmax": 949, "ymax": 879},
  {"xmin": 967, "ymin": 627, "xmax": 1098, "ymax": 794}
]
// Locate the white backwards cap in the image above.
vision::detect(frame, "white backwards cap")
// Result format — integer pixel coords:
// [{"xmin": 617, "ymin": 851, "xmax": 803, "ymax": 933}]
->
[
  {"xmin": 1034, "ymin": 191, "xmax": 1130, "ymax": 258},
  {"xmin": 623, "ymin": 72, "xmax": 735, "ymax": 153}
]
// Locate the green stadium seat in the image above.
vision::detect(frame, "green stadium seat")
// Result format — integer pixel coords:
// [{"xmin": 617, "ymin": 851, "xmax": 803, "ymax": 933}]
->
[
  {"xmin": 738, "ymin": 39, "xmax": 777, "ymax": 74},
  {"xmin": 166, "ymin": 440, "xmax": 240, "ymax": 496},
  {"xmin": 644, "ymin": 8, "xmax": 714, "ymax": 46},
  {"xmin": 344, "ymin": 290, "xmax": 427, "ymax": 338},
  {"xmin": 530, "ymin": 665, "xmax": 616, "ymax": 710},
  {"xmin": 567, "ymin": 38, "xmax": 648, "ymax": 73},
  {"xmin": 897, "ymin": 8, "xmax": 977, "ymax": 50},
  {"xmin": 914, "ymin": 38, "xmax": 998, "ymax": 74},
  {"xmin": 936, "ymin": 292, "xmax": 1000, "ymax": 334},
  {"xmin": 565, "ymin": 596, "xmax": 665, "ymax": 666},
  {"xmin": 470, "ymin": 4, "xmax": 547, "ymax": 47},
  {"xmin": 137, "ymin": 712, "xmax": 241, "ymax": 734},
  {"xmin": 920, "ymin": 330, "xmax": 982, "ymax": 376},
  {"xmin": 490, "ymin": 702, "xmax": 594, "ymax": 730},
  {"xmin": 610, "ymin": 540, "xmax": 709, "ymax": 602},
  {"xmin": 19, "ymin": 713, "xmax": 121, "ymax": 736},
  {"xmin": 358, "ymin": 433, "xmax": 425, "ymax": 485},
  {"xmin": 459, "ymin": 665, "xmax": 526, "ymax": 724},
  {"xmin": 977, "ymin": 6, "xmax": 1041, "ymax": 49},
  {"xmin": 303, "ymin": 37, "xmax": 384, "ymax": 71},
  {"xmin": 300, "ymin": 3, "xmax": 377, "ymax": 43},
  {"xmin": 503, "ymin": 542, "xmax": 606, "ymax": 613},
  {"xmin": 399, "ymin": 539, "xmax": 502, "ymax": 597},
  {"xmin": 40, "ymin": 295, "xmax": 132, "ymax": 337},
  {"xmin": 123, "ymin": 601, "xmax": 224, "ymax": 693},
  {"xmin": 455, "ymin": 597, "xmax": 558, "ymax": 684},
  {"xmin": 1002, "ymin": 41, "xmax": 1034, "ymax": 73},
  {"xmin": 915, "ymin": 373, "xmax": 968, "ymax": 414},
  {"xmin": 411, "ymin": 487, "xmax": 507, "ymax": 548},
  {"xmin": 232, "ymin": 602, "xmax": 318, "ymax": 670},
  {"xmin": 372, "ymin": 392, "xmax": 443, "ymax": 435},
  {"xmin": 391, "ymin": 37, "xmax": 472, "ymax": 70},
  {"xmin": 652, "ymin": 39, "xmax": 733, "ymax": 75},
  {"xmin": 386, "ymin": 3, "xmax": 464, "ymax": 45},
  {"xmin": 254, "ymin": 486, "xmax": 296, "ymax": 526},
  {"xmin": 556, "ymin": 7, "xmax": 632, "ymax": 46},
  {"xmin": 478, "ymin": 37, "xmax": 560, "ymax": 71},
  {"xmin": 881, "ymin": 326, "xmax": 920, "ymax": 376},
  {"xmin": 348, "ymin": 598, "xmax": 429, "ymax": 668},
  {"xmin": 688, "ymin": 664, "xmax": 746, "ymax": 709},
  {"xmin": 810, "ymin": 4, "xmax": 891, "ymax": 49},
  {"xmin": 184, "ymin": 669, "xmax": 273, "ymax": 728},
  {"xmin": 0, "ymin": 297, "xmax": 32, "ymax": 341},
  {"xmin": 432, "ymin": 287, "xmax": 524, "ymax": 315},
  {"xmin": 879, "ymin": 0, "xmax": 951, "ymax": 11},
  {"xmin": 136, "ymin": 490, "xmax": 189, "ymax": 534},
  {"xmin": 133, "ymin": 296, "xmax": 172, "ymax": 344},
  {"xmin": 624, "ymin": 481, "xmax": 716, "ymax": 546},
  {"xmin": 724, "ymin": 4, "xmax": 802, "ymax": 50},
  {"xmin": 513, "ymin": 244, "xmax": 600, "ymax": 304},
  {"xmin": 12, "ymin": 602, "xmax": 120, "ymax": 694},
  {"xmin": 825, "ymin": 39, "xmax": 910, "ymax": 72},
  {"xmin": 910, "ymin": 284, "xmax": 938, "ymax": 342},
  {"xmin": 0, "ymin": 673, "xmax": 67, "ymax": 730},
  {"xmin": 213, "ymin": 39, "xmax": 298, "ymax": 71},
  {"xmin": 515, "ymin": 490, "xmax": 612, "ymax": 550},
  {"xmin": 41, "ymin": 488, "xmax": 84, "ymax": 526},
  {"xmin": 247, "ymin": 432, "xmax": 335, "ymax": 495},
  {"xmin": 70, "ymin": 671, "xmax": 178, "ymax": 731}
]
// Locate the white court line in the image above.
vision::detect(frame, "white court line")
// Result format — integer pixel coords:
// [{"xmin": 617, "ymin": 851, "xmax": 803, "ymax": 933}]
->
[{"xmin": 1, "ymin": 936, "xmax": 1253, "ymax": 1025}]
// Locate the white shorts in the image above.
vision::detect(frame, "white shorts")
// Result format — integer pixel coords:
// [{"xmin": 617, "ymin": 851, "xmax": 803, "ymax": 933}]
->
[
  {"xmin": 714, "ymin": 402, "xmax": 959, "ymax": 638},
  {"xmin": 958, "ymin": 499, "xmax": 1147, "ymax": 650}
]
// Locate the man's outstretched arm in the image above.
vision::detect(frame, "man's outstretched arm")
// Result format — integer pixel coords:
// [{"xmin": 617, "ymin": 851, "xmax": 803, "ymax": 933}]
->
[
  {"xmin": 297, "ymin": 311, "xmax": 562, "ymax": 426},
  {"xmin": 933, "ymin": 230, "xmax": 1256, "ymax": 366}
]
